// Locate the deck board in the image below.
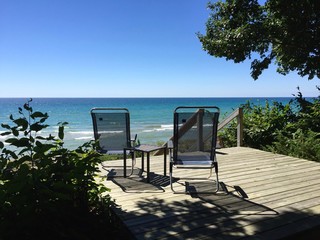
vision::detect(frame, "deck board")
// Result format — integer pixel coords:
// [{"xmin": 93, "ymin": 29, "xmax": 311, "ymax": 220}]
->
[{"xmin": 99, "ymin": 147, "xmax": 320, "ymax": 239}]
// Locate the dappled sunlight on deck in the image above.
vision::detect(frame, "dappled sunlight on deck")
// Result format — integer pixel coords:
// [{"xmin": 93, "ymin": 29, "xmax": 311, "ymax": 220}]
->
[{"xmin": 100, "ymin": 147, "xmax": 320, "ymax": 239}]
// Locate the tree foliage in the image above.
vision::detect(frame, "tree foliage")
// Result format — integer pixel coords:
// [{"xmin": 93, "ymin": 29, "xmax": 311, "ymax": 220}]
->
[
  {"xmin": 0, "ymin": 100, "xmax": 119, "ymax": 239},
  {"xmin": 198, "ymin": 0, "xmax": 320, "ymax": 80}
]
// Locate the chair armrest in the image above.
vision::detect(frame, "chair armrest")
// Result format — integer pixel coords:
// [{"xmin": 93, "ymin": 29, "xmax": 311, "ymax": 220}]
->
[
  {"xmin": 167, "ymin": 140, "xmax": 173, "ymax": 160},
  {"xmin": 131, "ymin": 134, "xmax": 137, "ymax": 142},
  {"xmin": 130, "ymin": 134, "xmax": 138, "ymax": 147}
]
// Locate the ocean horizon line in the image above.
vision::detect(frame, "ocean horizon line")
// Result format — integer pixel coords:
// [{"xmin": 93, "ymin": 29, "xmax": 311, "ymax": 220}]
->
[{"xmin": 0, "ymin": 96, "xmax": 301, "ymax": 99}]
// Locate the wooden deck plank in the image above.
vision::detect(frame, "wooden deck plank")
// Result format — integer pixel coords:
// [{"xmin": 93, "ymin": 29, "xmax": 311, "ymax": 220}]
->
[
  {"xmin": 100, "ymin": 147, "xmax": 320, "ymax": 239},
  {"xmin": 154, "ymin": 197, "xmax": 320, "ymax": 240},
  {"xmin": 130, "ymin": 185, "xmax": 320, "ymax": 239}
]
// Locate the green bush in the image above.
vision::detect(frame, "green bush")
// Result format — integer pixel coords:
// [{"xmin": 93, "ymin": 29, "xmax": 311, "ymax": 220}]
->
[
  {"xmin": 0, "ymin": 100, "xmax": 117, "ymax": 239},
  {"xmin": 243, "ymin": 100, "xmax": 296, "ymax": 149},
  {"xmin": 265, "ymin": 129, "xmax": 320, "ymax": 161},
  {"xmin": 219, "ymin": 87, "xmax": 320, "ymax": 162}
]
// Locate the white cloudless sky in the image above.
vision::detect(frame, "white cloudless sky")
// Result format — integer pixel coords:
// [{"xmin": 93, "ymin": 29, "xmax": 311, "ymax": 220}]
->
[{"xmin": 0, "ymin": 0, "xmax": 319, "ymax": 97}]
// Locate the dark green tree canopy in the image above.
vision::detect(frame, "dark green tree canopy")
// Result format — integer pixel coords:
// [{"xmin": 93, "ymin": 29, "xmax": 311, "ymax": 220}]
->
[{"xmin": 198, "ymin": 0, "xmax": 320, "ymax": 80}]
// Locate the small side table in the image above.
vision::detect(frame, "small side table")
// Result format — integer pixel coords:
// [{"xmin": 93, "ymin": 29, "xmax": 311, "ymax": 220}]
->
[{"xmin": 124, "ymin": 144, "xmax": 167, "ymax": 183}]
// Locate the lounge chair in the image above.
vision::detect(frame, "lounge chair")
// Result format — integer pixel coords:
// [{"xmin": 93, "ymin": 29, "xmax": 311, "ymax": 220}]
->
[
  {"xmin": 91, "ymin": 108, "xmax": 137, "ymax": 175},
  {"xmin": 169, "ymin": 106, "xmax": 220, "ymax": 193}
]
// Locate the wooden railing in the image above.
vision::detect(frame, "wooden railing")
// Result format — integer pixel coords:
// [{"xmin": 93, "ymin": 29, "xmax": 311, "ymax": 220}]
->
[
  {"xmin": 218, "ymin": 108, "xmax": 243, "ymax": 147},
  {"xmin": 154, "ymin": 107, "xmax": 243, "ymax": 155}
]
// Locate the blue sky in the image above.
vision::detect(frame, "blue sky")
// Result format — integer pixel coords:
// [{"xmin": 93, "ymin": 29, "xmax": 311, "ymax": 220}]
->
[{"xmin": 0, "ymin": 0, "xmax": 319, "ymax": 98}]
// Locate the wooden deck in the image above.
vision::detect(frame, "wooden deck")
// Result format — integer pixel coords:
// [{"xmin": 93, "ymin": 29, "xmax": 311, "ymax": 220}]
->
[{"xmin": 99, "ymin": 147, "xmax": 320, "ymax": 239}]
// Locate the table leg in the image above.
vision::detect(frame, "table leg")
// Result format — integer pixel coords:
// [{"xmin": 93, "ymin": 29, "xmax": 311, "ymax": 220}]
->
[
  {"xmin": 147, "ymin": 152, "xmax": 150, "ymax": 183},
  {"xmin": 141, "ymin": 152, "xmax": 144, "ymax": 172},
  {"xmin": 123, "ymin": 149, "xmax": 127, "ymax": 178},
  {"xmin": 164, "ymin": 147, "xmax": 167, "ymax": 176}
]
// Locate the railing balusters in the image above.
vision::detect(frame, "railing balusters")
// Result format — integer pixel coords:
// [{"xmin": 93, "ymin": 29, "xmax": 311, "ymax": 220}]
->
[
  {"xmin": 218, "ymin": 108, "xmax": 243, "ymax": 147},
  {"xmin": 155, "ymin": 107, "xmax": 244, "ymax": 155}
]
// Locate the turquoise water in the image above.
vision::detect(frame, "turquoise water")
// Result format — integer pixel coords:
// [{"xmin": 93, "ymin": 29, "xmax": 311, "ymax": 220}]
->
[{"xmin": 0, "ymin": 98, "xmax": 293, "ymax": 149}]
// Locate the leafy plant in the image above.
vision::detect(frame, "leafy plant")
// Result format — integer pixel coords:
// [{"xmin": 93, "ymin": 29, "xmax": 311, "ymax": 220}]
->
[
  {"xmin": 242, "ymin": 99, "xmax": 296, "ymax": 149},
  {"xmin": 219, "ymin": 87, "xmax": 320, "ymax": 162},
  {"xmin": 265, "ymin": 129, "xmax": 320, "ymax": 161},
  {"xmin": 0, "ymin": 99, "xmax": 117, "ymax": 239}
]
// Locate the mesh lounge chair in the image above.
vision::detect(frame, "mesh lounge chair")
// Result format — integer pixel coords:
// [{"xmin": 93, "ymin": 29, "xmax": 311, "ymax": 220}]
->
[
  {"xmin": 91, "ymin": 108, "xmax": 137, "ymax": 175},
  {"xmin": 169, "ymin": 106, "xmax": 220, "ymax": 193}
]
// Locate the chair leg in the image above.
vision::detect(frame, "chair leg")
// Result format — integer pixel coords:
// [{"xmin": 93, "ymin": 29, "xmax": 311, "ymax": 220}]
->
[
  {"xmin": 170, "ymin": 162, "xmax": 175, "ymax": 192},
  {"xmin": 170, "ymin": 174, "xmax": 175, "ymax": 192},
  {"xmin": 170, "ymin": 172, "xmax": 185, "ymax": 194},
  {"xmin": 214, "ymin": 161, "xmax": 219, "ymax": 193},
  {"xmin": 170, "ymin": 161, "xmax": 222, "ymax": 194},
  {"xmin": 128, "ymin": 150, "xmax": 136, "ymax": 176},
  {"xmin": 170, "ymin": 162, "xmax": 184, "ymax": 193}
]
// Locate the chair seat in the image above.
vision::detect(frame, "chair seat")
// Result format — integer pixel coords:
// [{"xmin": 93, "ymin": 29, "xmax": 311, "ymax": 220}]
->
[
  {"xmin": 174, "ymin": 151, "xmax": 213, "ymax": 166},
  {"xmin": 99, "ymin": 150, "xmax": 131, "ymax": 155}
]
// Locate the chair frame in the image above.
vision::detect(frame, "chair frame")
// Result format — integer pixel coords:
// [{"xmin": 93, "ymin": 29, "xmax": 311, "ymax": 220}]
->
[
  {"xmin": 91, "ymin": 107, "xmax": 136, "ymax": 175},
  {"xmin": 169, "ymin": 106, "xmax": 220, "ymax": 193}
]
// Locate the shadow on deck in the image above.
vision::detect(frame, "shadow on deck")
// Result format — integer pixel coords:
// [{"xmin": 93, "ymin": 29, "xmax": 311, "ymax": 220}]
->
[{"xmin": 101, "ymin": 147, "xmax": 320, "ymax": 239}]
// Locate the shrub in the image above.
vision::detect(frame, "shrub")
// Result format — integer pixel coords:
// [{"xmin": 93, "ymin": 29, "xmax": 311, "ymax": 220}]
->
[
  {"xmin": 219, "ymin": 87, "xmax": 320, "ymax": 162},
  {"xmin": 265, "ymin": 129, "xmax": 320, "ymax": 161},
  {"xmin": 0, "ymin": 99, "xmax": 116, "ymax": 239},
  {"xmin": 242, "ymin": 99, "xmax": 296, "ymax": 149}
]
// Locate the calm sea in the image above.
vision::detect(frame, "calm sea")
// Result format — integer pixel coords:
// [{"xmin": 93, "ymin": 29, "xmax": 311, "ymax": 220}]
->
[{"xmin": 0, "ymin": 98, "xmax": 293, "ymax": 149}]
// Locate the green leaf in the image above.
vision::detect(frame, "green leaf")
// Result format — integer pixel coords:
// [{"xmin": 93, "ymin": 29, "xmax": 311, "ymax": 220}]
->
[
  {"xmin": 9, "ymin": 151, "xmax": 18, "ymax": 159},
  {"xmin": 18, "ymin": 163, "xmax": 30, "ymax": 175},
  {"xmin": 8, "ymin": 137, "xmax": 30, "ymax": 148},
  {"xmin": 0, "ymin": 141, "xmax": 4, "ymax": 149},
  {"xmin": 36, "ymin": 136, "xmax": 46, "ymax": 140},
  {"xmin": 6, "ymin": 137, "xmax": 20, "ymax": 143},
  {"xmin": 40, "ymin": 117, "xmax": 47, "ymax": 123},
  {"xmin": 12, "ymin": 128, "xmax": 19, "ymax": 137},
  {"xmin": 58, "ymin": 125, "xmax": 64, "ymax": 140},
  {"xmin": 1, "ymin": 123, "xmax": 11, "ymax": 129},
  {"xmin": 30, "ymin": 123, "xmax": 48, "ymax": 132},
  {"xmin": 30, "ymin": 111, "xmax": 48, "ymax": 119},
  {"xmin": 0, "ymin": 131, "xmax": 11, "ymax": 136},
  {"xmin": 13, "ymin": 118, "xmax": 28, "ymax": 130},
  {"xmin": 36, "ymin": 140, "xmax": 43, "ymax": 147},
  {"xmin": 58, "ymin": 121, "xmax": 69, "ymax": 126},
  {"xmin": 23, "ymin": 102, "xmax": 32, "ymax": 112},
  {"xmin": 18, "ymin": 148, "xmax": 31, "ymax": 156},
  {"xmin": 47, "ymin": 134, "xmax": 55, "ymax": 140}
]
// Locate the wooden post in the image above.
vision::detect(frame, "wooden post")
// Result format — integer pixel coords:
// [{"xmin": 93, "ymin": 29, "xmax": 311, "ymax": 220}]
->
[
  {"xmin": 197, "ymin": 109, "xmax": 204, "ymax": 151},
  {"xmin": 237, "ymin": 108, "xmax": 243, "ymax": 147}
]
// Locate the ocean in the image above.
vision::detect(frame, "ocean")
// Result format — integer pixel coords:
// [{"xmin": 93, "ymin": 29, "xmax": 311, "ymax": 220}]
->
[{"xmin": 0, "ymin": 97, "xmax": 293, "ymax": 149}]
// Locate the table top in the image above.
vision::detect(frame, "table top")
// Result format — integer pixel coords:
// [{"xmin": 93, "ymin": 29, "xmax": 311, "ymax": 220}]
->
[{"xmin": 133, "ymin": 144, "xmax": 166, "ymax": 153}]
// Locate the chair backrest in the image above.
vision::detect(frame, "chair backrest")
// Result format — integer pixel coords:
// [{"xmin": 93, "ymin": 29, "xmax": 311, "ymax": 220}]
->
[
  {"xmin": 173, "ymin": 106, "xmax": 220, "ymax": 163},
  {"xmin": 91, "ymin": 108, "xmax": 131, "ymax": 153}
]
